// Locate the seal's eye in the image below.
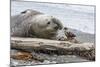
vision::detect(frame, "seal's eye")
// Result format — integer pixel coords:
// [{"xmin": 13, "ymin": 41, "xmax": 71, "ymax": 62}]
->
[{"xmin": 47, "ymin": 21, "xmax": 50, "ymax": 25}]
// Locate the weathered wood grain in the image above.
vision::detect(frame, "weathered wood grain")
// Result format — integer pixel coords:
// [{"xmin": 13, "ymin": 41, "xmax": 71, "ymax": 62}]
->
[{"xmin": 11, "ymin": 37, "xmax": 95, "ymax": 60}]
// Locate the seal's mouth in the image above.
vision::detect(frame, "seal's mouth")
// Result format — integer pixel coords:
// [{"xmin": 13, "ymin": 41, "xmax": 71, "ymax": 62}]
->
[
  {"xmin": 47, "ymin": 32, "xmax": 57, "ymax": 36},
  {"xmin": 49, "ymin": 32, "xmax": 56, "ymax": 35},
  {"xmin": 44, "ymin": 30, "xmax": 56, "ymax": 35}
]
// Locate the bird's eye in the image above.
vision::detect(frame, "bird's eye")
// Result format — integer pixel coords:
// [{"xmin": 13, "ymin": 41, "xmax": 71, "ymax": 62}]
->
[{"xmin": 47, "ymin": 21, "xmax": 50, "ymax": 24}]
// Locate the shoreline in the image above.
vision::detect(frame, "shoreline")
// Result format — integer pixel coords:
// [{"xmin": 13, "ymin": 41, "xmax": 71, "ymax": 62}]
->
[{"xmin": 68, "ymin": 28, "xmax": 95, "ymax": 43}]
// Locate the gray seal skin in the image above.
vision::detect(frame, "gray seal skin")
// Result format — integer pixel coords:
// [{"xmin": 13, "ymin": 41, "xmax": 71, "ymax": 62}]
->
[{"xmin": 11, "ymin": 9, "xmax": 64, "ymax": 39}]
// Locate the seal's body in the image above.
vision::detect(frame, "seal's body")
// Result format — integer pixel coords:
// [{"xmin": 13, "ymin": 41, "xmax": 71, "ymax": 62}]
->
[{"xmin": 11, "ymin": 9, "xmax": 63, "ymax": 39}]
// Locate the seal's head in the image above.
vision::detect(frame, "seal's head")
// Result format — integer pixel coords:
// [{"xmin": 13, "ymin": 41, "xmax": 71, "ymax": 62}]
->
[
  {"xmin": 20, "ymin": 9, "xmax": 43, "ymax": 16},
  {"xmin": 30, "ymin": 15, "xmax": 63, "ymax": 39}
]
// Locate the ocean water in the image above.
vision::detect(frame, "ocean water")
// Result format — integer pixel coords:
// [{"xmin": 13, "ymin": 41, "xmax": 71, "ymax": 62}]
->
[{"xmin": 11, "ymin": 1, "xmax": 95, "ymax": 34}]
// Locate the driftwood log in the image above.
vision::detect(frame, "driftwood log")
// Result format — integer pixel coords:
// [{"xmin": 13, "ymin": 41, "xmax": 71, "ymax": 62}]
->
[{"xmin": 11, "ymin": 37, "xmax": 95, "ymax": 61}]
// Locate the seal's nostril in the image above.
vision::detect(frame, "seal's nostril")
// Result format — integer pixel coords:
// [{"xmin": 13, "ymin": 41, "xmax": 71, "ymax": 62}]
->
[{"xmin": 54, "ymin": 26, "xmax": 59, "ymax": 30}]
